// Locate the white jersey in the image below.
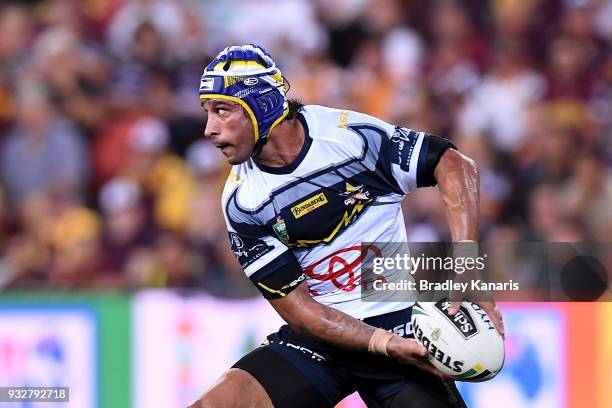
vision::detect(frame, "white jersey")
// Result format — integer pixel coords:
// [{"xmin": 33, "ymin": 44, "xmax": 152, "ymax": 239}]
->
[{"xmin": 222, "ymin": 105, "xmax": 450, "ymax": 319}]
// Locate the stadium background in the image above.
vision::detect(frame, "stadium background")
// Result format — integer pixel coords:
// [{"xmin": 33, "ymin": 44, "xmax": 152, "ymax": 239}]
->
[{"xmin": 0, "ymin": 0, "xmax": 610, "ymax": 407}]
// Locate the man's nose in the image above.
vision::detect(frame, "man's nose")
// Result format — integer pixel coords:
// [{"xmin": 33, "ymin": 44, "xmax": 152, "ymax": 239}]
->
[{"xmin": 204, "ymin": 115, "xmax": 218, "ymax": 139}]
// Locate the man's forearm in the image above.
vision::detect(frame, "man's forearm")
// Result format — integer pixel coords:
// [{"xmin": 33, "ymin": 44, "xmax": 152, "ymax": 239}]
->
[
  {"xmin": 301, "ymin": 303, "xmax": 375, "ymax": 351},
  {"xmin": 280, "ymin": 296, "xmax": 377, "ymax": 352}
]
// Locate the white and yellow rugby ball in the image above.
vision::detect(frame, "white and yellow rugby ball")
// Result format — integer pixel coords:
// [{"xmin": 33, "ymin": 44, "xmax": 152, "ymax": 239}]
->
[{"xmin": 411, "ymin": 300, "xmax": 504, "ymax": 382}]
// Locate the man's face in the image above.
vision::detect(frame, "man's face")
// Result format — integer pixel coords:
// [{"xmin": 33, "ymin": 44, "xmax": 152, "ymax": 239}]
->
[{"xmin": 203, "ymin": 99, "xmax": 254, "ymax": 164}]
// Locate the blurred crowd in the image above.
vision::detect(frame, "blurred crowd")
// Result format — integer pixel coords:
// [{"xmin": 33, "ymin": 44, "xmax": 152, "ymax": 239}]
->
[{"xmin": 0, "ymin": 0, "xmax": 610, "ymax": 293}]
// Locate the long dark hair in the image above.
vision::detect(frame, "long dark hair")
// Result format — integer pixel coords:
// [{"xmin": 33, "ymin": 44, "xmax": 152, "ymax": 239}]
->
[{"xmin": 285, "ymin": 98, "xmax": 305, "ymax": 120}]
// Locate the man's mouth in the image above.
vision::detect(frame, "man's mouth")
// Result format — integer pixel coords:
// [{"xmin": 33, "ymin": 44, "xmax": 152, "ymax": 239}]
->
[{"xmin": 214, "ymin": 142, "xmax": 231, "ymax": 150}]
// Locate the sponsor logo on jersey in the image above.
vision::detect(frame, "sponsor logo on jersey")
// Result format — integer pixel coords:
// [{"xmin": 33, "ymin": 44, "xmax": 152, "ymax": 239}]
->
[
  {"xmin": 291, "ymin": 192, "xmax": 328, "ymax": 219},
  {"xmin": 274, "ymin": 340, "xmax": 326, "ymax": 362},
  {"xmin": 230, "ymin": 233, "xmax": 244, "ymax": 250},
  {"xmin": 272, "ymin": 215, "xmax": 289, "ymax": 244},
  {"xmin": 435, "ymin": 300, "xmax": 479, "ymax": 340},
  {"xmin": 290, "ymin": 198, "xmax": 371, "ymax": 249},
  {"xmin": 243, "ymin": 77, "xmax": 258, "ymax": 86},
  {"xmin": 338, "ymin": 110, "xmax": 350, "ymax": 128},
  {"xmin": 227, "ymin": 172, "xmax": 243, "ymax": 185},
  {"xmin": 257, "ymin": 273, "xmax": 305, "ymax": 298},
  {"xmin": 282, "ymin": 273, "xmax": 306, "ymax": 290},
  {"xmin": 391, "ymin": 321, "xmax": 413, "ymax": 337},
  {"xmin": 304, "ymin": 244, "xmax": 382, "ymax": 295},
  {"xmin": 228, "ymin": 232, "xmax": 274, "ymax": 268},
  {"xmin": 340, "ymin": 183, "xmax": 371, "ymax": 205},
  {"xmin": 390, "ymin": 127, "xmax": 418, "ymax": 171}
]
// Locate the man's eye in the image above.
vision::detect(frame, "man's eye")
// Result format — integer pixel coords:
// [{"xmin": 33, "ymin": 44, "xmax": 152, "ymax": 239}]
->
[{"xmin": 217, "ymin": 108, "xmax": 229, "ymax": 115}]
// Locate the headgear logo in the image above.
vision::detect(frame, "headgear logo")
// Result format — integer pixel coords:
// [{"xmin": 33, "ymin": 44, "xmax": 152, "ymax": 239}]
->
[{"xmin": 199, "ymin": 77, "xmax": 215, "ymax": 91}]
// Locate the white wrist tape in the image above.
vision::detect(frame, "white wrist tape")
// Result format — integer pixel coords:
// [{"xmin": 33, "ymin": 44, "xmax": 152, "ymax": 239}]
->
[{"xmin": 368, "ymin": 328, "xmax": 395, "ymax": 356}]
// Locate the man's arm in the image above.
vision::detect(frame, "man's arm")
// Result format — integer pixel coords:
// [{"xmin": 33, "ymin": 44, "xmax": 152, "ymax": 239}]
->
[
  {"xmin": 269, "ymin": 281, "xmax": 445, "ymax": 377},
  {"xmin": 434, "ymin": 148, "xmax": 479, "ymax": 241},
  {"xmin": 434, "ymin": 148, "xmax": 505, "ymax": 337}
]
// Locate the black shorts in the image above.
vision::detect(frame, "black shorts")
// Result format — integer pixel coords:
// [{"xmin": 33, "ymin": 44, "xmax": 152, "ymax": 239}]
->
[{"xmin": 233, "ymin": 307, "xmax": 467, "ymax": 408}]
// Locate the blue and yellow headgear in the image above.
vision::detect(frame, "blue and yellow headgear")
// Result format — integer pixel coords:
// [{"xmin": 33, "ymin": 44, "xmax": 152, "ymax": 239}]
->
[{"xmin": 199, "ymin": 44, "xmax": 289, "ymax": 156}]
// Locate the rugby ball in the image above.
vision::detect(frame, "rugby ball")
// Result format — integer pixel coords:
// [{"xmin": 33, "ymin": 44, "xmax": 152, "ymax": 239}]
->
[{"xmin": 411, "ymin": 300, "xmax": 504, "ymax": 382}]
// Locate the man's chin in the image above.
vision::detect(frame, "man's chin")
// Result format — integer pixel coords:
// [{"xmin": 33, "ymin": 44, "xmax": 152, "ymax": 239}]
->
[
  {"xmin": 218, "ymin": 146, "xmax": 249, "ymax": 165},
  {"xmin": 226, "ymin": 154, "xmax": 249, "ymax": 165}
]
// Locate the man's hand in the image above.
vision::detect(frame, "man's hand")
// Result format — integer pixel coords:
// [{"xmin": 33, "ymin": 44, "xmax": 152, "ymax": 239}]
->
[
  {"xmin": 448, "ymin": 300, "xmax": 505, "ymax": 339},
  {"xmin": 386, "ymin": 336, "xmax": 448, "ymax": 379}
]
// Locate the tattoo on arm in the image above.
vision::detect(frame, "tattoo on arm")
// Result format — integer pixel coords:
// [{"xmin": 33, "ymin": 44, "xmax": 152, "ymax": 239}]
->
[
  {"xmin": 270, "ymin": 274, "xmax": 378, "ymax": 352},
  {"xmin": 296, "ymin": 302, "xmax": 376, "ymax": 352}
]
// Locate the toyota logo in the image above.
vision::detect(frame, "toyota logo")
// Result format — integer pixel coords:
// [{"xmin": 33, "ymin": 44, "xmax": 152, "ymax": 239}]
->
[{"xmin": 304, "ymin": 245, "xmax": 382, "ymax": 293}]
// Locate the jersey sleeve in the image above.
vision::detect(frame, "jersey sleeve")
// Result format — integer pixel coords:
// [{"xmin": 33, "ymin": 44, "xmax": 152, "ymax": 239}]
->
[
  {"xmin": 226, "ymin": 227, "xmax": 293, "ymax": 278},
  {"xmin": 381, "ymin": 127, "xmax": 456, "ymax": 194},
  {"xmin": 223, "ymin": 188, "xmax": 304, "ymax": 299}
]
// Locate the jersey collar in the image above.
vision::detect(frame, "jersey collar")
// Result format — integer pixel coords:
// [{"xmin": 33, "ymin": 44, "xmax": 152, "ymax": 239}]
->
[{"xmin": 255, "ymin": 112, "xmax": 312, "ymax": 175}]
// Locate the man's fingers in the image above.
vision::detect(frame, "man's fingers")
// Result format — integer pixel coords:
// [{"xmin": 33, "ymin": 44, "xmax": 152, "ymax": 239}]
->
[
  {"xmin": 448, "ymin": 300, "xmax": 506, "ymax": 339},
  {"xmin": 406, "ymin": 339, "xmax": 428, "ymax": 357},
  {"xmin": 412, "ymin": 358, "xmax": 448, "ymax": 379},
  {"xmin": 492, "ymin": 306, "xmax": 506, "ymax": 339},
  {"xmin": 448, "ymin": 300, "xmax": 461, "ymax": 315},
  {"xmin": 478, "ymin": 302, "xmax": 505, "ymax": 339},
  {"xmin": 395, "ymin": 339, "xmax": 449, "ymax": 379},
  {"xmin": 388, "ymin": 337, "xmax": 430, "ymax": 363}
]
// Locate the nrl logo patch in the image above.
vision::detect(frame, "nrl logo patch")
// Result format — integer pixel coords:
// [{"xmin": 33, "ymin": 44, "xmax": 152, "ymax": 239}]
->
[
  {"xmin": 272, "ymin": 216, "xmax": 289, "ymax": 244},
  {"xmin": 291, "ymin": 193, "xmax": 328, "ymax": 219}
]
